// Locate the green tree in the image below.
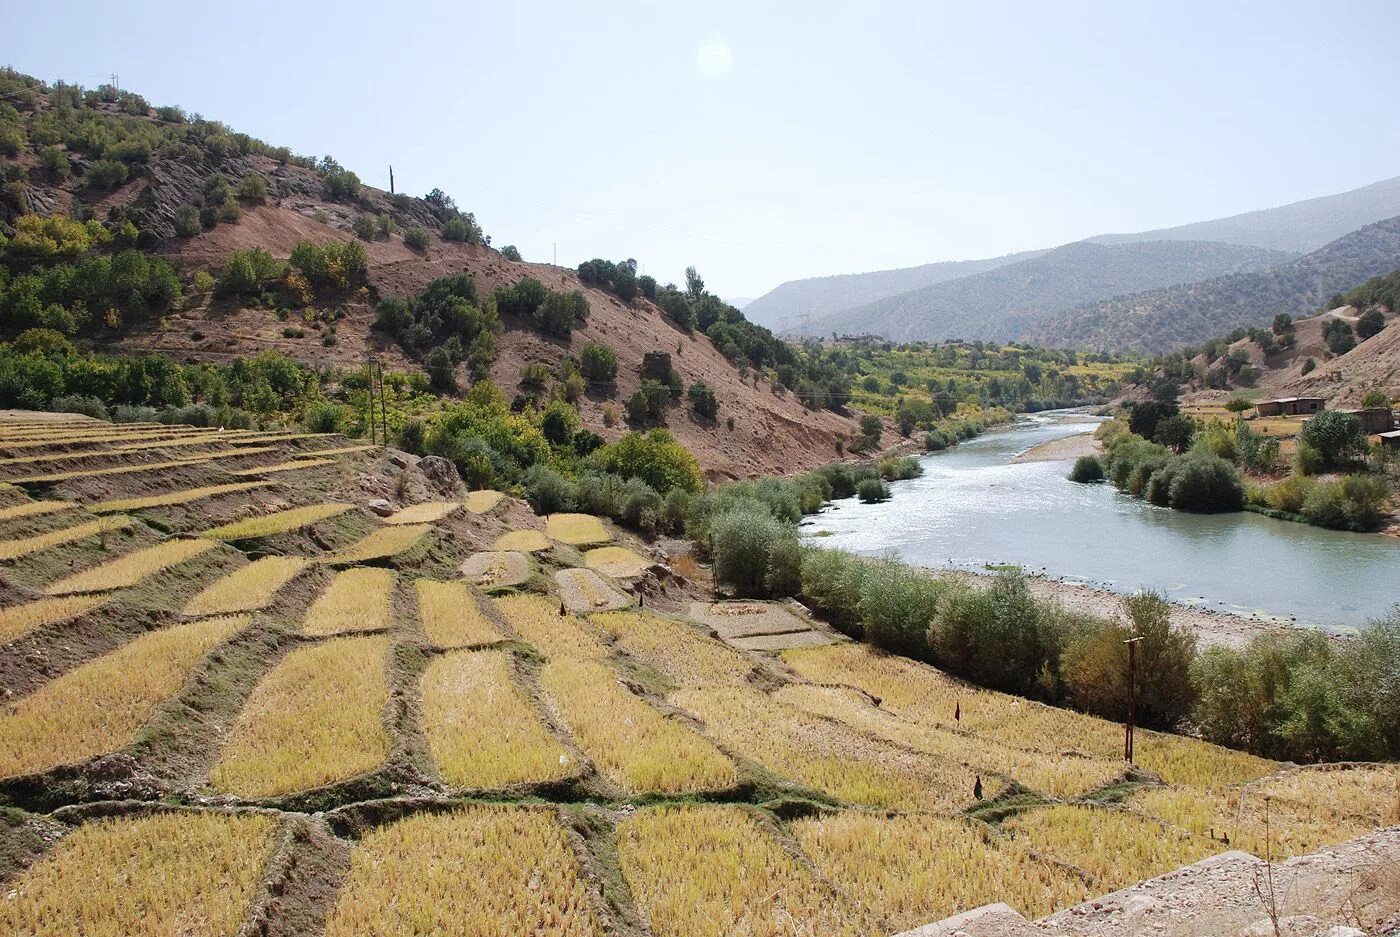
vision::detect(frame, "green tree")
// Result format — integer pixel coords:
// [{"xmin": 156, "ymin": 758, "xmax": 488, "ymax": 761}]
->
[
  {"xmin": 1356, "ymin": 308, "xmax": 1385, "ymax": 340},
  {"xmin": 687, "ymin": 381, "xmax": 719, "ymax": 419},
  {"xmin": 500, "ymin": 244, "xmax": 522, "ymax": 261},
  {"xmin": 1299, "ymin": 410, "xmax": 1367, "ymax": 468},
  {"xmin": 578, "ymin": 342, "xmax": 618, "ymax": 382}
]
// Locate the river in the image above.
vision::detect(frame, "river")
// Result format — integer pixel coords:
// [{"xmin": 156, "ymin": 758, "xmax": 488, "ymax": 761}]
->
[{"xmin": 801, "ymin": 411, "xmax": 1400, "ymax": 631}]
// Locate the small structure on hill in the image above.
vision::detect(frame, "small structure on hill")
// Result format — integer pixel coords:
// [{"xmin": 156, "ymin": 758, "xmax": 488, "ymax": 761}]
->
[
  {"xmin": 1338, "ymin": 407, "xmax": 1396, "ymax": 434},
  {"xmin": 1256, "ymin": 396, "xmax": 1325, "ymax": 417},
  {"xmin": 1378, "ymin": 430, "xmax": 1400, "ymax": 450}
]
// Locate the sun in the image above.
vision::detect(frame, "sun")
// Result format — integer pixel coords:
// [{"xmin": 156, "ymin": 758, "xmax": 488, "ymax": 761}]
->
[{"xmin": 695, "ymin": 33, "xmax": 733, "ymax": 79}]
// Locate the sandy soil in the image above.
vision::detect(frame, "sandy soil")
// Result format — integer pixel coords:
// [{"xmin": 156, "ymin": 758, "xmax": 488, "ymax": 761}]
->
[{"xmin": 1010, "ymin": 430, "xmax": 1101, "ymax": 464}]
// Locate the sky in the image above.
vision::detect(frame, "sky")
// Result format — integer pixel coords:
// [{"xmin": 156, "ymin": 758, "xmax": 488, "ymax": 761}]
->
[{"xmin": 6, "ymin": 0, "xmax": 1400, "ymax": 301}]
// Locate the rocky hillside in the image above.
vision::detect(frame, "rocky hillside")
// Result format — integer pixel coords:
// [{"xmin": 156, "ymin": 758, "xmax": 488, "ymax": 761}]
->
[
  {"xmin": 808, "ymin": 240, "xmax": 1290, "ymax": 343},
  {"xmin": 0, "ymin": 71, "xmax": 856, "ymax": 481},
  {"xmin": 1024, "ymin": 217, "xmax": 1400, "ymax": 352}
]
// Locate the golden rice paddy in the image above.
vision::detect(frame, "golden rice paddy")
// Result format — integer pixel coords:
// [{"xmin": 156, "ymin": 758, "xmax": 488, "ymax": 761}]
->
[
  {"xmin": 414, "ymin": 578, "xmax": 500, "ymax": 647},
  {"xmin": 301, "ymin": 567, "xmax": 396, "ymax": 635},
  {"xmin": 496, "ymin": 593, "xmax": 609, "ymax": 660},
  {"xmin": 540, "ymin": 657, "xmax": 736, "ymax": 793},
  {"xmin": 792, "ymin": 812, "xmax": 1092, "ymax": 927},
  {"xmin": 545, "ymin": 513, "xmax": 612, "ymax": 545},
  {"xmin": 463, "ymin": 489, "xmax": 504, "ymax": 513},
  {"xmin": 89, "ymin": 480, "xmax": 273, "ymax": 513},
  {"xmin": 420, "ymin": 650, "xmax": 573, "ymax": 788},
  {"xmin": 383, "ymin": 501, "xmax": 461, "ymax": 524},
  {"xmin": 0, "ymin": 615, "xmax": 247, "ymax": 778},
  {"xmin": 618, "ymin": 805, "xmax": 872, "ymax": 937},
  {"xmin": 209, "ymin": 636, "xmax": 391, "ymax": 796},
  {"xmin": 673, "ymin": 684, "xmax": 988, "ymax": 812},
  {"xmin": 323, "ymin": 807, "xmax": 603, "ymax": 937},
  {"xmin": 43, "ymin": 538, "xmax": 219, "ymax": 595},
  {"xmin": 0, "ymin": 513, "xmax": 134, "ymax": 561},
  {"xmin": 776, "ymin": 683, "xmax": 1123, "ymax": 798},
  {"xmin": 323, "ymin": 523, "xmax": 432, "ymax": 563},
  {"xmin": 0, "ymin": 812, "xmax": 280, "ymax": 937},
  {"xmin": 294, "ymin": 444, "xmax": 375, "ymax": 457},
  {"xmin": 582, "ymin": 545, "xmax": 650, "ymax": 578},
  {"xmin": 200, "ymin": 502, "xmax": 352, "ymax": 540},
  {"xmin": 231, "ymin": 457, "xmax": 336, "ymax": 476},
  {"xmin": 0, "ymin": 498, "xmax": 77, "ymax": 521},
  {"xmin": 182, "ymin": 556, "xmax": 309, "ymax": 617},
  {"xmin": 9, "ymin": 447, "xmax": 276, "ymax": 484},
  {"xmin": 591, "ymin": 611, "xmax": 757, "ymax": 687},
  {"xmin": 1003, "ymin": 804, "xmax": 1216, "ymax": 889},
  {"xmin": 0, "ymin": 592, "xmax": 109, "ymax": 643},
  {"xmin": 494, "ymin": 528, "xmax": 550, "ymax": 552}
]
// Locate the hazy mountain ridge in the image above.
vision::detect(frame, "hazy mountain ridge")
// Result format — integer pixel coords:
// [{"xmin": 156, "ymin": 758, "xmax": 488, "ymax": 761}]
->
[
  {"xmin": 810, "ymin": 239, "xmax": 1292, "ymax": 342},
  {"xmin": 1021, "ymin": 216, "xmax": 1400, "ymax": 352},
  {"xmin": 741, "ymin": 249, "xmax": 1049, "ymax": 332},
  {"xmin": 1086, "ymin": 175, "xmax": 1400, "ymax": 254}
]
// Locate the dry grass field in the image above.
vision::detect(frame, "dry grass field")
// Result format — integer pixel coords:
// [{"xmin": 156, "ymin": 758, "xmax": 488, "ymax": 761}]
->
[
  {"xmin": 1, "ymin": 414, "xmax": 1392, "ymax": 935},
  {"xmin": 301, "ymin": 567, "xmax": 395, "ymax": 635},
  {"xmin": 0, "ymin": 812, "xmax": 280, "ymax": 937},
  {"xmin": 0, "ymin": 615, "xmax": 247, "ymax": 777},
  {"xmin": 209, "ymin": 636, "xmax": 391, "ymax": 796},
  {"xmin": 414, "ymin": 578, "xmax": 500, "ymax": 647},
  {"xmin": 420, "ymin": 649, "xmax": 573, "ymax": 788},
  {"xmin": 323, "ymin": 807, "xmax": 603, "ymax": 937},
  {"xmin": 182, "ymin": 555, "xmax": 308, "ymax": 616}
]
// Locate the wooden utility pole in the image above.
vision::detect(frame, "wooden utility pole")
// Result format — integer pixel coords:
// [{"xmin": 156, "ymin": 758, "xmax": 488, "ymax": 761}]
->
[
  {"xmin": 1124, "ymin": 635, "xmax": 1145, "ymax": 763},
  {"xmin": 389, "ymin": 165, "xmax": 395, "ymax": 195},
  {"xmin": 377, "ymin": 358, "xmax": 388, "ymax": 444},
  {"xmin": 366, "ymin": 356, "xmax": 377, "ymax": 445}
]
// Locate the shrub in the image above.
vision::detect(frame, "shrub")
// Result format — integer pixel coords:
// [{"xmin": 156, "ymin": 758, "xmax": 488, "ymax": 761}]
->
[
  {"xmin": 352, "ymin": 214, "xmax": 378, "ymax": 241},
  {"xmin": 1224, "ymin": 397, "xmax": 1252, "ymax": 413},
  {"xmin": 173, "ymin": 204, "xmax": 201, "ymax": 237},
  {"xmin": 218, "ymin": 248, "xmax": 285, "ymax": 297},
  {"xmin": 858, "ymin": 557, "xmax": 944, "ymax": 656},
  {"xmin": 86, "ymin": 159, "xmax": 128, "ymax": 188},
  {"xmin": 618, "ymin": 478, "xmax": 663, "ymax": 534},
  {"xmin": 1301, "ymin": 357, "xmax": 1316, "ymax": 375},
  {"xmin": 39, "ymin": 145, "xmax": 69, "ymax": 179},
  {"xmin": 923, "ymin": 430, "xmax": 949, "ymax": 451},
  {"xmin": 403, "ymin": 227, "xmax": 430, "ymax": 251},
  {"xmin": 522, "ymin": 464, "xmax": 577, "ymax": 515},
  {"xmin": 1323, "ymin": 318, "xmax": 1355, "ymax": 355},
  {"xmin": 579, "ymin": 342, "xmax": 618, "ymax": 383},
  {"xmin": 1067, "ymin": 455, "xmax": 1104, "ymax": 483},
  {"xmin": 711, "ymin": 508, "xmax": 796, "ymax": 598},
  {"xmin": 1299, "ymin": 409, "xmax": 1368, "ymax": 469},
  {"xmin": 856, "ymin": 478, "xmax": 890, "ymax": 503},
  {"xmin": 877, "ymin": 456, "xmax": 922, "ymax": 481},
  {"xmin": 534, "ymin": 290, "xmax": 589, "ymax": 337},
  {"xmin": 1153, "ymin": 413, "xmax": 1195, "ymax": 452},
  {"xmin": 687, "ymin": 381, "xmax": 719, "ymax": 419},
  {"xmin": 236, "ymin": 174, "xmax": 268, "ymax": 202},
  {"xmin": 858, "ymin": 414, "xmax": 882, "ymax": 447},
  {"xmin": 48, "ymin": 394, "xmax": 109, "ymax": 420},
  {"xmin": 1301, "ymin": 475, "xmax": 1390, "ymax": 531},
  {"xmin": 1158, "ymin": 454, "xmax": 1243, "ymax": 513},
  {"xmin": 799, "ymin": 548, "xmax": 868, "ymax": 635},
  {"xmin": 1361, "ymin": 388, "xmax": 1390, "ymax": 408},
  {"xmin": 322, "ymin": 167, "xmax": 360, "ymax": 201},
  {"xmin": 218, "ymin": 197, "xmax": 242, "ymax": 223},
  {"xmin": 929, "ymin": 573, "xmax": 1058, "ymax": 696},
  {"xmin": 302, "ymin": 401, "xmax": 347, "ymax": 433},
  {"xmin": 592, "ymin": 429, "xmax": 702, "ymax": 494},
  {"xmin": 500, "ymin": 244, "xmax": 522, "ymax": 261},
  {"xmin": 1356, "ymin": 308, "xmax": 1385, "ymax": 340},
  {"xmin": 440, "ymin": 216, "xmax": 480, "ymax": 243}
]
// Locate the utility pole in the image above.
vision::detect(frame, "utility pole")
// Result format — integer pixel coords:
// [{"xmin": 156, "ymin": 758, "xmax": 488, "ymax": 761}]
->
[
  {"xmin": 1124, "ymin": 635, "xmax": 1145, "ymax": 764},
  {"xmin": 110, "ymin": 73, "xmax": 119, "ymax": 94},
  {"xmin": 366, "ymin": 356, "xmax": 377, "ymax": 445},
  {"xmin": 376, "ymin": 358, "xmax": 388, "ymax": 445},
  {"xmin": 388, "ymin": 165, "xmax": 395, "ymax": 195}
]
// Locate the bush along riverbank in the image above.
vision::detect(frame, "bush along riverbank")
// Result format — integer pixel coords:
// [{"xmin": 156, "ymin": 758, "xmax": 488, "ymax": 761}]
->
[
  {"xmin": 710, "ymin": 524, "xmax": 1400, "ymax": 763},
  {"xmin": 1067, "ymin": 404, "xmax": 1394, "ymax": 532}
]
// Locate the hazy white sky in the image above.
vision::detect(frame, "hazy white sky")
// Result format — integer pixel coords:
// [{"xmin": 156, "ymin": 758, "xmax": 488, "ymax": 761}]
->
[{"xmin": 7, "ymin": 0, "xmax": 1400, "ymax": 300}]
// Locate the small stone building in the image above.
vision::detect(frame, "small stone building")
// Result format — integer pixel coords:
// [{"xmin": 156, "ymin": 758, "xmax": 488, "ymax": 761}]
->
[
  {"xmin": 1339, "ymin": 407, "xmax": 1396, "ymax": 434},
  {"xmin": 1256, "ymin": 396, "xmax": 1325, "ymax": 417}
]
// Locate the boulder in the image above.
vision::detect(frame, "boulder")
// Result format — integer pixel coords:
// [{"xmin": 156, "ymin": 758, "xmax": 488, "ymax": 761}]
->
[{"xmin": 367, "ymin": 499, "xmax": 394, "ymax": 516}]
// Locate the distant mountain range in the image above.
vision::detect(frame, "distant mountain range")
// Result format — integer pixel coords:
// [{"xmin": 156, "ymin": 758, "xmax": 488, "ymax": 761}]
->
[
  {"xmin": 746, "ymin": 175, "xmax": 1400, "ymax": 351},
  {"xmin": 1021, "ymin": 215, "xmax": 1400, "ymax": 352}
]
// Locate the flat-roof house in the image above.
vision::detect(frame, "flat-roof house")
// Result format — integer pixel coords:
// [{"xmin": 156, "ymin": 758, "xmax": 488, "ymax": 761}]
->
[
  {"xmin": 1256, "ymin": 397, "xmax": 1325, "ymax": 417},
  {"xmin": 1378, "ymin": 430, "xmax": 1400, "ymax": 450},
  {"xmin": 1339, "ymin": 407, "xmax": 1396, "ymax": 434}
]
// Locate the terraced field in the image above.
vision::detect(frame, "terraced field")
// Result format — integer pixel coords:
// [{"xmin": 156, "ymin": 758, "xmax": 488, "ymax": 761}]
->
[{"xmin": 0, "ymin": 413, "xmax": 1394, "ymax": 935}]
